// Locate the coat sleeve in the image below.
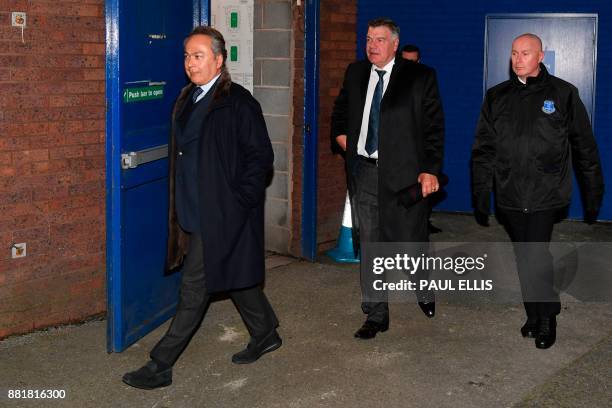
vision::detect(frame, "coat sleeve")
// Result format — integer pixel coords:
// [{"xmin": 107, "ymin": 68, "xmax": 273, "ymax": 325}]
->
[
  {"xmin": 471, "ymin": 93, "xmax": 496, "ymax": 194},
  {"xmin": 420, "ymin": 68, "xmax": 445, "ymax": 175},
  {"xmin": 567, "ymin": 86, "xmax": 604, "ymax": 212},
  {"xmin": 330, "ymin": 65, "xmax": 351, "ymax": 154},
  {"xmin": 234, "ymin": 98, "xmax": 275, "ymax": 209}
]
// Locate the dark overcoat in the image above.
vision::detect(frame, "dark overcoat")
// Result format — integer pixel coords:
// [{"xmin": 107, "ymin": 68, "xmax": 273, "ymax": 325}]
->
[
  {"xmin": 166, "ymin": 75, "xmax": 274, "ymax": 293},
  {"xmin": 331, "ymin": 58, "xmax": 445, "ymax": 243}
]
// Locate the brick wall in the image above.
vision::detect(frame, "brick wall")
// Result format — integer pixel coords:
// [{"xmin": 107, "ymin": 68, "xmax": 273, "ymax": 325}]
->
[
  {"xmin": 289, "ymin": 2, "xmax": 304, "ymax": 255},
  {"xmin": 315, "ymin": 0, "xmax": 357, "ymax": 251},
  {"xmin": 0, "ymin": 0, "xmax": 106, "ymax": 338},
  {"xmin": 290, "ymin": 0, "xmax": 357, "ymax": 256}
]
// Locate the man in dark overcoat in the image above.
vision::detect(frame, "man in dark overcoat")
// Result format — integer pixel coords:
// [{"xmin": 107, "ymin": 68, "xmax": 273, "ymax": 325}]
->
[
  {"xmin": 331, "ymin": 18, "xmax": 445, "ymax": 339},
  {"xmin": 123, "ymin": 26, "xmax": 281, "ymax": 389}
]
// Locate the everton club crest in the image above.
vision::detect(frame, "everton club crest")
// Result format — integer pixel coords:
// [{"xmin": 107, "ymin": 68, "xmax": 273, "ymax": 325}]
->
[{"xmin": 542, "ymin": 100, "xmax": 556, "ymax": 114}]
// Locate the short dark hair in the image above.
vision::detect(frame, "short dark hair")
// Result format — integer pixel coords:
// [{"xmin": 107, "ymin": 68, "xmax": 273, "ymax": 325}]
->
[
  {"xmin": 367, "ymin": 18, "xmax": 400, "ymax": 39},
  {"xmin": 401, "ymin": 44, "xmax": 420, "ymax": 54},
  {"xmin": 185, "ymin": 26, "xmax": 228, "ymax": 65}
]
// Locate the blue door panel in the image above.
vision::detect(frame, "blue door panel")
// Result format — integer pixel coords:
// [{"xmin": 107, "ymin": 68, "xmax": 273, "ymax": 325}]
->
[
  {"xmin": 121, "ymin": 159, "xmax": 168, "ymax": 190},
  {"xmin": 106, "ymin": 0, "xmax": 207, "ymax": 352},
  {"xmin": 121, "ymin": 177, "xmax": 179, "ymax": 345}
]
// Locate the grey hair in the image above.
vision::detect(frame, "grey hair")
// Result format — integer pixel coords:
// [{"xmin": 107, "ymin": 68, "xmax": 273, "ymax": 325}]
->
[{"xmin": 368, "ymin": 18, "xmax": 400, "ymax": 39}]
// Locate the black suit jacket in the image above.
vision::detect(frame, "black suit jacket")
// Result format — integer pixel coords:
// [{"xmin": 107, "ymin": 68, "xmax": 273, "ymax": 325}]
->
[{"xmin": 331, "ymin": 58, "xmax": 445, "ymax": 239}]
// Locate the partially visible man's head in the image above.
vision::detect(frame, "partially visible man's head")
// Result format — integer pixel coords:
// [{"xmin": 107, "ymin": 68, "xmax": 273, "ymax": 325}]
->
[
  {"xmin": 366, "ymin": 18, "xmax": 400, "ymax": 68},
  {"xmin": 183, "ymin": 26, "xmax": 227, "ymax": 86},
  {"xmin": 511, "ymin": 33, "xmax": 544, "ymax": 81},
  {"xmin": 401, "ymin": 44, "xmax": 420, "ymax": 62}
]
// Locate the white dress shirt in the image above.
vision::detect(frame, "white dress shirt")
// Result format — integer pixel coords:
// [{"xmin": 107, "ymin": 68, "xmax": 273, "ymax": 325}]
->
[{"xmin": 194, "ymin": 72, "xmax": 221, "ymax": 103}]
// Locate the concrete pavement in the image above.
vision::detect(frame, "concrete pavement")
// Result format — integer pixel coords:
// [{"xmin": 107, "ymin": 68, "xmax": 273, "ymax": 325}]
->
[{"xmin": 1, "ymin": 213, "xmax": 610, "ymax": 407}]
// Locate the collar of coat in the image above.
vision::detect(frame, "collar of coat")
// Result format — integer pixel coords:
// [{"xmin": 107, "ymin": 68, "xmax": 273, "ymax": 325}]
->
[
  {"xmin": 511, "ymin": 62, "xmax": 550, "ymax": 89},
  {"xmin": 173, "ymin": 70, "xmax": 233, "ymax": 121}
]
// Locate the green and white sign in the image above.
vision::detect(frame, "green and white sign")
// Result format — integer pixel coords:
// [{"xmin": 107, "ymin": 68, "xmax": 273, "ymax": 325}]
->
[
  {"xmin": 123, "ymin": 85, "xmax": 164, "ymax": 103},
  {"xmin": 211, "ymin": 0, "xmax": 253, "ymax": 92}
]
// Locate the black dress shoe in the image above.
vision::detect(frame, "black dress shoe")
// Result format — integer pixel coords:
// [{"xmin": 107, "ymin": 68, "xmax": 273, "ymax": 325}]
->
[
  {"xmin": 535, "ymin": 316, "xmax": 557, "ymax": 349},
  {"xmin": 428, "ymin": 221, "xmax": 443, "ymax": 234},
  {"xmin": 418, "ymin": 301, "xmax": 435, "ymax": 318},
  {"xmin": 122, "ymin": 360, "xmax": 172, "ymax": 390},
  {"xmin": 354, "ymin": 320, "xmax": 389, "ymax": 339},
  {"xmin": 520, "ymin": 318, "xmax": 538, "ymax": 338},
  {"xmin": 232, "ymin": 329, "xmax": 282, "ymax": 364}
]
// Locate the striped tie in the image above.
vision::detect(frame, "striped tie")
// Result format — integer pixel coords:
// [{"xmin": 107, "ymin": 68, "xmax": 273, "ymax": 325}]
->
[
  {"xmin": 192, "ymin": 87, "xmax": 204, "ymax": 103},
  {"xmin": 365, "ymin": 69, "xmax": 386, "ymax": 155}
]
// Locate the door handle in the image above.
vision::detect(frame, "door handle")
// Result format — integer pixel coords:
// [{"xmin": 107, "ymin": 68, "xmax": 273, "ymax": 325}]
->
[{"xmin": 121, "ymin": 144, "xmax": 168, "ymax": 169}]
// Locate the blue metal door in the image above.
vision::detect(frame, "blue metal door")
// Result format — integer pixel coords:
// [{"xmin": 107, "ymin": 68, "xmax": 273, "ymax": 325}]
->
[
  {"xmin": 105, "ymin": 0, "xmax": 207, "ymax": 352},
  {"xmin": 484, "ymin": 14, "xmax": 597, "ymax": 219}
]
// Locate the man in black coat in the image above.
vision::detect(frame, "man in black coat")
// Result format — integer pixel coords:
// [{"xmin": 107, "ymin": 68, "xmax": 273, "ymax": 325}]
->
[
  {"xmin": 331, "ymin": 18, "xmax": 445, "ymax": 339},
  {"xmin": 123, "ymin": 26, "xmax": 281, "ymax": 389},
  {"xmin": 400, "ymin": 43, "xmax": 444, "ymax": 234},
  {"xmin": 472, "ymin": 33, "xmax": 604, "ymax": 349}
]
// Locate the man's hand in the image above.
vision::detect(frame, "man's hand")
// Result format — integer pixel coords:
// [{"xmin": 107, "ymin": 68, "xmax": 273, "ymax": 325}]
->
[
  {"xmin": 335, "ymin": 134, "xmax": 347, "ymax": 151},
  {"xmin": 417, "ymin": 173, "xmax": 439, "ymax": 198}
]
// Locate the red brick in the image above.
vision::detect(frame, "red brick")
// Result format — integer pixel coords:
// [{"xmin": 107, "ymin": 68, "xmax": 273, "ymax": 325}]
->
[
  {"xmin": 63, "ymin": 55, "xmax": 104, "ymax": 68},
  {"xmin": 0, "ymin": 203, "xmax": 44, "ymax": 221},
  {"xmin": 69, "ymin": 275, "xmax": 104, "ymax": 296},
  {"xmin": 65, "ymin": 81, "xmax": 102, "ymax": 94},
  {"xmin": 0, "ymin": 189, "xmax": 32, "ymax": 205},
  {"xmin": 0, "ymin": 94, "xmax": 49, "ymax": 110},
  {"xmin": 0, "ymin": 150, "xmax": 12, "ymax": 163},
  {"xmin": 11, "ymin": 226, "xmax": 49, "ymax": 242},
  {"xmin": 49, "ymin": 95, "xmax": 82, "ymax": 108},
  {"xmin": 83, "ymin": 144, "xmax": 104, "ymax": 156},
  {"xmin": 26, "ymin": 133, "xmax": 67, "ymax": 149},
  {"xmin": 29, "ymin": 3, "xmax": 102, "ymax": 17},
  {"xmin": 28, "ymin": 159, "xmax": 70, "ymax": 175},
  {"xmin": 67, "ymin": 179, "xmax": 103, "ymax": 195},
  {"xmin": 68, "ymin": 156, "xmax": 104, "ymax": 171},
  {"xmin": 82, "ymin": 68, "xmax": 104, "ymax": 81},
  {"xmin": 0, "ymin": 1, "xmax": 29, "ymax": 10},
  {"xmin": 64, "ymin": 131, "xmax": 100, "ymax": 145},
  {"xmin": 82, "ymin": 43, "xmax": 105, "ymax": 55},
  {"xmin": 17, "ymin": 149, "xmax": 49, "ymax": 163},
  {"xmin": 0, "ymin": 54, "xmax": 27, "ymax": 67},
  {"xmin": 33, "ymin": 185, "xmax": 70, "ymax": 201}
]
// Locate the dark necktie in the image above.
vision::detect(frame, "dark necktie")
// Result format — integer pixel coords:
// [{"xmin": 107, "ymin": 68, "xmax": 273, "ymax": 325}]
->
[
  {"xmin": 365, "ymin": 69, "xmax": 386, "ymax": 155},
  {"xmin": 192, "ymin": 86, "xmax": 204, "ymax": 103}
]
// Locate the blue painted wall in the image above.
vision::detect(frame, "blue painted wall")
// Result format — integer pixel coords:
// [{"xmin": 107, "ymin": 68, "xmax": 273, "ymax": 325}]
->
[{"xmin": 357, "ymin": 0, "xmax": 611, "ymax": 219}]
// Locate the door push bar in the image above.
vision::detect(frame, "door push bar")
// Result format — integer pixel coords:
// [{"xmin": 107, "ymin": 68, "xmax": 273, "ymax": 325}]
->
[{"xmin": 121, "ymin": 144, "xmax": 168, "ymax": 169}]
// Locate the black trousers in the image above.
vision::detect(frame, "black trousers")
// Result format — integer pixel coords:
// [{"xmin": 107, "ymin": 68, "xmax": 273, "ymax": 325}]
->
[
  {"xmin": 150, "ymin": 234, "xmax": 278, "ymax": 366},
  {"xmin": 498, "ymin": 208, "xmax": 561, "ymax": 318},
  {"xmin": 352, "ymin": 159, "xmax": 433, "ymax": 325}
]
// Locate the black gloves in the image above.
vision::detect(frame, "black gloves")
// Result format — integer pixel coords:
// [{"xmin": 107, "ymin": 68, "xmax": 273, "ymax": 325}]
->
[{"xmin": 473, "ymin": 191, "xmax": 491, "ymax": 227}]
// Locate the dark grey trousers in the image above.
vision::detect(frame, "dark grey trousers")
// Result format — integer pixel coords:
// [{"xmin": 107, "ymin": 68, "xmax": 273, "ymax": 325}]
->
[
  {"xmin": 150, "ymin": 234, "xmax": 278, "ymax": 366},
  {"xmin": 352, "ymin": 159, "xmax": 433, "ymax": 325}
]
